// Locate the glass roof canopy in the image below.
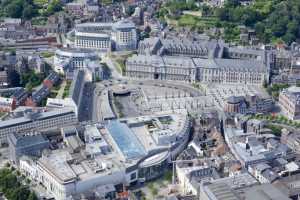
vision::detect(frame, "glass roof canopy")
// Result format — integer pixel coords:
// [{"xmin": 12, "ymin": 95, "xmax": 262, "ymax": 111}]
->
[{"xmin": 107, "ymin": 120, "xmax": 146, "ymax": 160}]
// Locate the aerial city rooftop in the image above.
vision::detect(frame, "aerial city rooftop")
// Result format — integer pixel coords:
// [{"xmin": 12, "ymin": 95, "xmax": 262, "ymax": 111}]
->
[{"xmin": 0, "ymin": 0, "xmax": 300, "ymax": 200}]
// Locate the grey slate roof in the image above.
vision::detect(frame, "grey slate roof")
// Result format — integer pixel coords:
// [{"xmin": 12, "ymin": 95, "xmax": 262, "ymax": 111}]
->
[
  {"xmin": 69, "ymin": 70, "xmax": 85, "ymax": 105},
  {"xmin": 9, "ymin": 132, "xmax": 48, "ymax": 148},
  {"xmin": 193, "ymin": 58, "xmax": 266, "ymax": 71}
]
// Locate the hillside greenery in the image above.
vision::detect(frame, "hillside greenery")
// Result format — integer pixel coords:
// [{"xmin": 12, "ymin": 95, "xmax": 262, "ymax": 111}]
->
[
  {"xmin": 0, "ymin": 0, "xmax": 63, "ymax": 19},
  {"xmin": 215, "ymin": 0, "xmax": 300, "ymax": 44},
  {"xmin": 158, "ymin": 0, "xmax": 300, "ymax": 44}
]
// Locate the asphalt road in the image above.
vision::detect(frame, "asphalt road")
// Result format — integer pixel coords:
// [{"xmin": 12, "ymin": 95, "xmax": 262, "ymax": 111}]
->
[{"xmin": 103, "ymin": 56, "xmax": 123, "ymax": 79}]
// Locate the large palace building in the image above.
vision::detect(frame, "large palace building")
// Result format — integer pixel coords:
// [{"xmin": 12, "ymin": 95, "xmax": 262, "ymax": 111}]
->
[
  {"xmin": 126, "ymin": 37, "xmax": 271, "ymax": 85},
  {"xmin": 126, "ymin": 55, "xmax": 267, "ymax": 85}
]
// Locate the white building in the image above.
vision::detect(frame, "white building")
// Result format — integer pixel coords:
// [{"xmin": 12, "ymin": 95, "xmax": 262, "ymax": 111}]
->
[
  {"xmin": 176, "ymin": 161, "xmax": 219, "ymax": 196},
  {"xmin": 75, "ymin": 31, "xmax": 111, "ymax": 52},
  {"xmin": 74, "ymin": 19, "xmax": 137, "ymax": 52},
  {"xmin": 84, "ymin": 125, "xmax": 110, "ymax": 158},
  {"xmin": 0, "ymin": 108, "xmax": 77, "ymax": 144},
  {"xmin": 46, "ymin": 98, "xmax": 77, "ymax": 115},
  {"xmin": 0, "ymin": 97, "xmax": 16, "ymax": 112},
  {"xmin": 19, "ymin": 111, "xmax": 191, "ymax": 200},
  {"xmin": 279, "ymin": 86, "xmax": 300, "ymax": 120},
  {"xmin": 112, "ymin": 20, "xmax": 137, "ymax": 51},
  {"xmin": 20, "ymin": 150, "xmax": 126, "ymax": 200},
  {"xmin": 54, "ymin": 48, "xmax": 98, "ymax": 75}
]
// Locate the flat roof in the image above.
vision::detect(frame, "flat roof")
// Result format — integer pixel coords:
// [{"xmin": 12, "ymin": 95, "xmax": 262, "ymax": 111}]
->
[
  {"xmin": 75, "ymin": 31, "xmax": 111, "ymax": 38},
  {"xmin": 75, "ymin": 22, "xmax": 113, "ymax": 28},
  {"xmin": 55, "ymin": 48, "xmax": 98, "ymax": 58},
  {"xmin": 0, "ymin": 107, "xmax": 75, "ymax": 130},
  {"xmin": 205, "ymin": 182, "xmax": 240, "ymax": 200},
  {"xmin": 38, "ymin": 150, "xmax": 77, "ymax": 183},
  {"xmin": 193, "ymin": 58, "xmax": 266, "ymax": 71},
  {"xmin": 245, "ymin": 184, "xmax": 291, "ymax": 200}
]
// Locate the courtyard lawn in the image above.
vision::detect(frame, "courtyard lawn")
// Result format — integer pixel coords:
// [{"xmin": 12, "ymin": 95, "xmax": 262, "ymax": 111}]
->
[{"xmin": 177, "ymin": 14, "xmax": 219, "ymax": 29}]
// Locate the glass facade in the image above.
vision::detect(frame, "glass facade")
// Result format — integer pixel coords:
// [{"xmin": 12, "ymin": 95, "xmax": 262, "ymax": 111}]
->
[
  {"xmin": 138, "ymin": 158, "xmax": 168, "ymax": 181},
  {"xmin": 107, "ymin": 120, "xmax": 146, "ymax": 159}
]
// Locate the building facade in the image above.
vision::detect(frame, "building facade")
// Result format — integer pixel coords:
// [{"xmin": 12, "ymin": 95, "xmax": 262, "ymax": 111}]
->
[
  {"xmin": 195, "ymin": 58, "xmax": 267, "ymax": 85},
  {"xmin": 279, "ymin": 86, "xmax": 300, "ymax": 120},
  {"xmin": 112, "ymin": 20, "xmax": 137, "ymax": 51},
  {"xmin": 75, "ymin": 32, "xmax": 111, "ymax": 52},
  {"xmin": 126, "ymin": 55, "xmax": 267, "ymax": 85},
  {"xmin": 54, "ymin": 48, "xmax": 98, "ymax": 74},
  {"xmin": 74, "ymin": 19, "xmax": 137, "ymax": 52},
  {"xmin": 0, "ymin": 97, "xmax": 16, "ymax": 112},
  {"xmin": 19, "ymin": 112, "xmax": 191, "ymax": 200},
  {"xmin": 126, "ymin": 55, "xmax": 197, "ymax": 82},
  {"xmin": 0, "ymin": 108, "xmax": 77, "ymax": 144},
  {"xmin": 8, "ymin": 133, "xmax": 49, "ymax": 164}
]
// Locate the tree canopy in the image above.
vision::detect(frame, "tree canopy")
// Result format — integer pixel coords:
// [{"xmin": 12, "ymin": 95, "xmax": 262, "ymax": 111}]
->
[
  {"xmin": 215, "ymin": 0, "xmax": 300, "ymax": 44},
  {"xmin": 0, "ymin": 0, "xmax": 64, "ymax": 19},
  {"xmin": 0, "ymin": 0, "xmax": 38, "ymax": 19},
  {"xmin": 45, "ymin": 0, "xmax": 63, "ymax": 16},
  {"xmin": 0, "ymin": 168, "xmax": 38, "ymax": 200}
]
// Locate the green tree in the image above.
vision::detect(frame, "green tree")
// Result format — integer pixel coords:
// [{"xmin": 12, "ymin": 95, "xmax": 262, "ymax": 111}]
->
[
  {"xmin": 28, "ymin": 192, "xmax": 38, "ymax": 200},
  {"xmin": 215, "ymin": 8, "xmax": 229, "ymax": 21},
  {"xmin": 22, "ymin": 3, "xmax": 37, "ymax": 19},
  {"xmin": 8, "ymin": 186, "xmax": 30, "ymax": 200},
  {"xmin": 215, "ymin": 0, "xmax": 300, "ymax": 44},
  {"xmin": 225, "ymin": 0, "xmax": 240, "ymax": 7},
  {"xmin": 283, "ymin": 32, "xmax": 296, "ymax": 44},
  {"xmin": 5, "ymin": 0, "xmax": 23, "ymax": 18},
  {"xmin": 46, "ymin": 0, "xmax": 63, "ymax": 15},
  {"xmin": 0, "ymin": 173, "xmax": 18, "ymax": 189}
]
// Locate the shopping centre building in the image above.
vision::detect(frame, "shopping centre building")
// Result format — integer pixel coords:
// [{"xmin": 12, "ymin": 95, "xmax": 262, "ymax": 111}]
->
[{"xmin": 19, "ymin": 111, "xmax": 191, "ymax": 200}]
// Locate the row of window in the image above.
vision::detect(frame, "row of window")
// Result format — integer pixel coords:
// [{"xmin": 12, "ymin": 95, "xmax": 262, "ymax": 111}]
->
[
  {"xmin": 76, "ymin": 39, "xmax": 110, "ymax": 49},
  {"xmin": 0, "ymin": 114, "xmax": 76, "ymax": 140}
]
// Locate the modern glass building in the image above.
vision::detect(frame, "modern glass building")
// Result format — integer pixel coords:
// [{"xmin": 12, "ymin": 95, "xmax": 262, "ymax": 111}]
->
[{"xmin": 106, "ymin": 120, "xmax": 146, "ymax": 160}]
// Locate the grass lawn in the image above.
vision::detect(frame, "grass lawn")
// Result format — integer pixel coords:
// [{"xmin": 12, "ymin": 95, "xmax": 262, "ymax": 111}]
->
[
  {"xmin": 163, "ymin": 170, "xmax": 173, "ymax": 182},
  {"xmin": 0, "ymin": 112, "xmax": 7, "ymax": 118},
  {"xmin": 41, "ymin": 51, "xmax": 54, "ymax": 58},
  {"xmin": 49, "ymin": 91, "xmax": 58, "ymax": 98},
  {"xmin": 101, "ymin": 0, "xmax": 113, "ymax": 5},
  {"xmin": 178, "ymin": 14, "xmax": 198, "ymax": 26},
  {"xmin": 33, "ymin": 0, "xmax": 48, "ymax": 7},
  {"xmin": 110, "ymin": 52, "xmax": 136, "ymax": 74},
  {"xmin": 265, "ymin": 124, "xmax": 282, "ymax": 136},
  {"xmin": 62, "ymin": 81, "xmax": 72, "ymax": 98},
  {"xmin": 252, "ymin": 114, "xmax": 300, "ymax": 130},
  {"xmin": 182, "ymin": 10, "xmax": 202, "ymax": 17},
  {"xmin": 177, "ymin": 14, "xmax": 218, "ymax": 29},
  {"xmin": 115, "ymin": 58, "xmax": 126, "ymax": 74},
  {"xmin": 31, "ymin": 17, "xmax": 47, "ymax": 26}
]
